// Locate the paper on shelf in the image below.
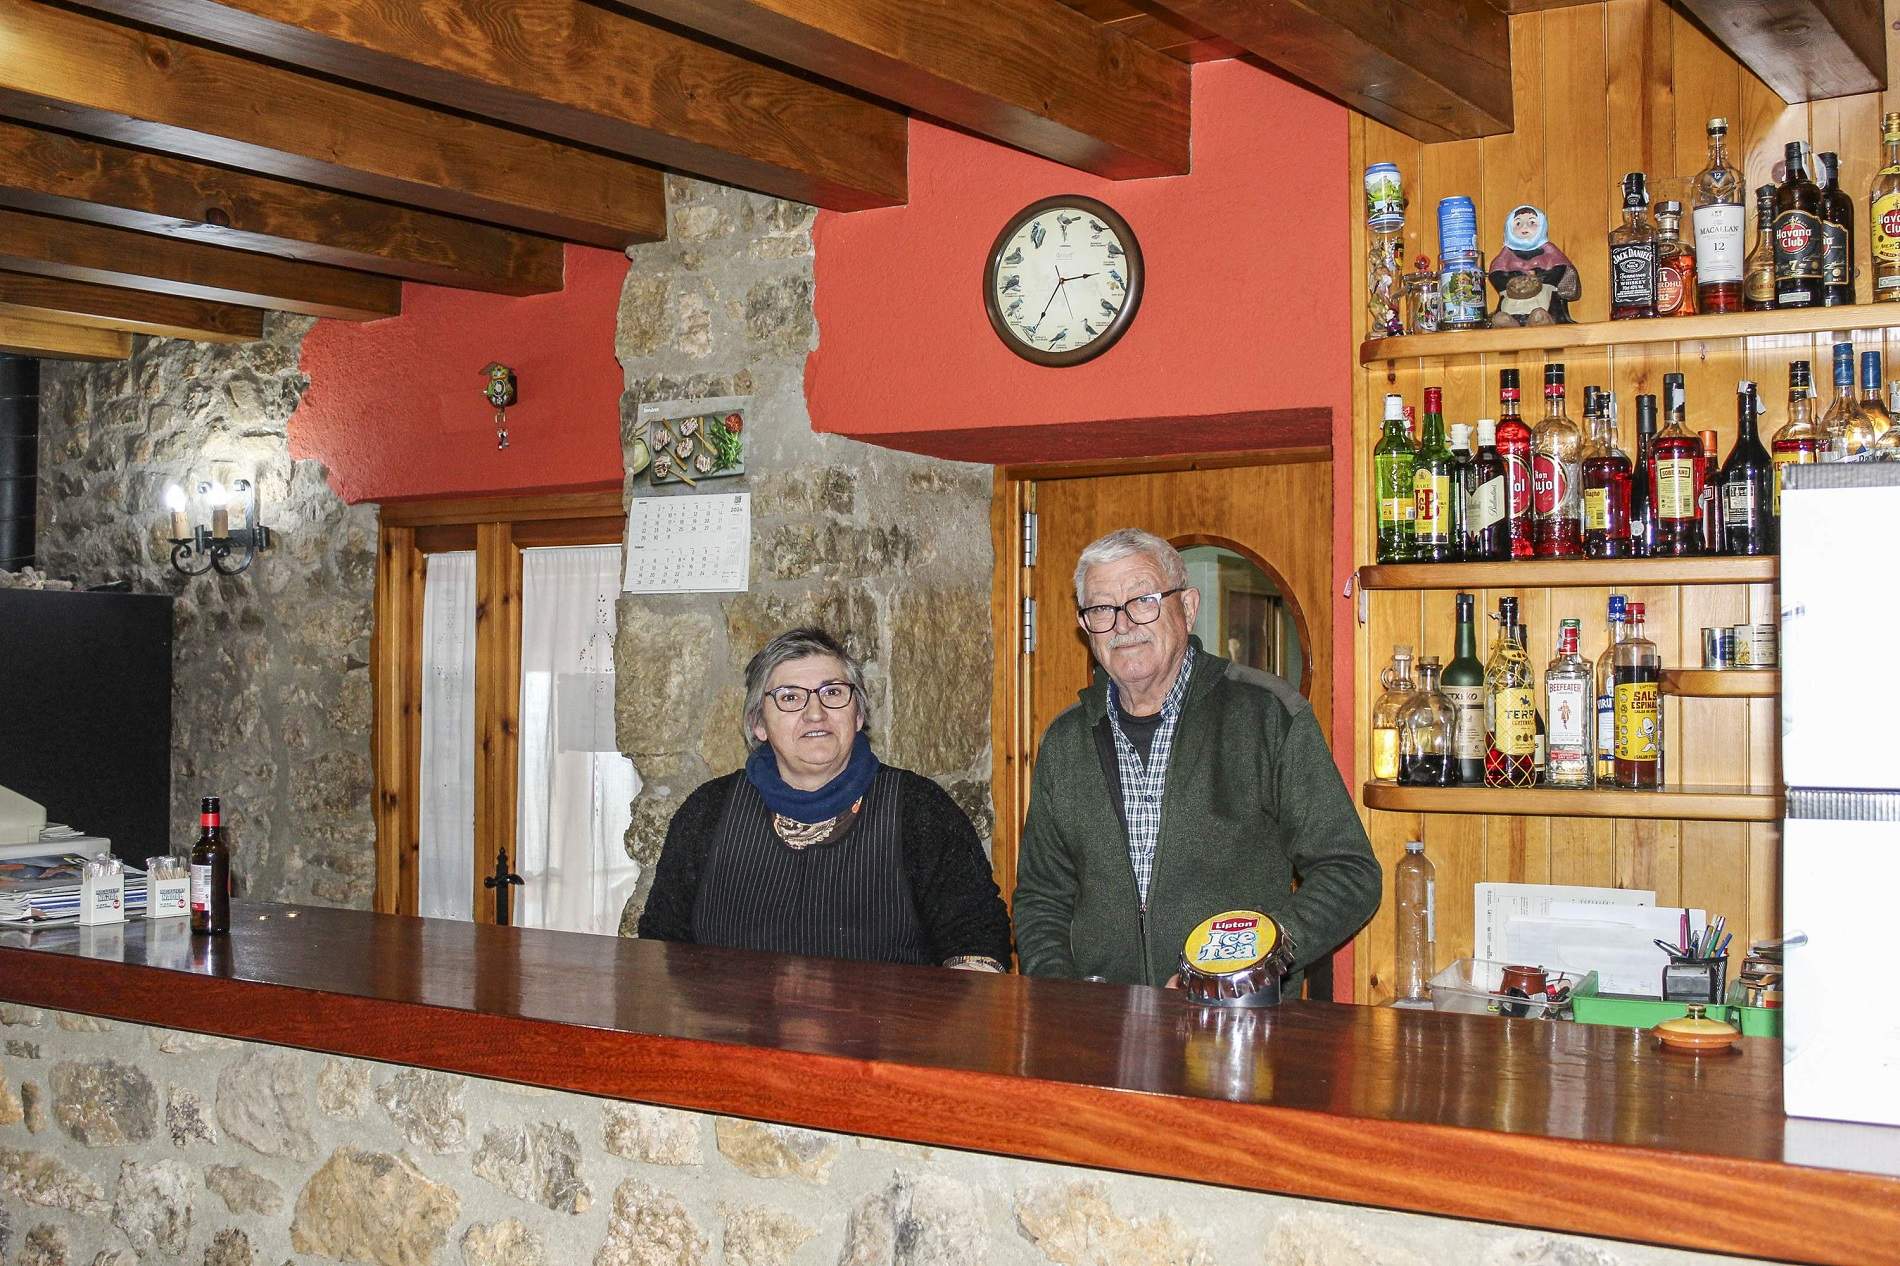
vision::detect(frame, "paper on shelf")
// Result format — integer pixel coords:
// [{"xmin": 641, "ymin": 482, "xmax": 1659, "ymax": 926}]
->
[{"xmin": 1474, "ymin": 882, "xmax": 1653, "ymax": 964}]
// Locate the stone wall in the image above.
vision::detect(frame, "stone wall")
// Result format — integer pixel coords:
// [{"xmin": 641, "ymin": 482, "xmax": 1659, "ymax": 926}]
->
[
  {"xmin": 611, "ymin": 177, "xmax": 994, "ymax": 931},
  {"xmin": 33, "ymin": 319, "xmax": 379, "ymax": 908},
  {"xmin": 0, "ymin": 1007, "xmax": 1766, "ymax": 1266}
]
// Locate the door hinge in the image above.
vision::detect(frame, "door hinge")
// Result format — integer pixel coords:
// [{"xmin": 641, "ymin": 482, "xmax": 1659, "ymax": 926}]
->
[
  {"xmin": 1022, "ymin": 596, "xmax": 1037, "ymax": 654},
  {"xmin": 1022, "ymin": 510, "xmax": 1038, "ymax": 567}
]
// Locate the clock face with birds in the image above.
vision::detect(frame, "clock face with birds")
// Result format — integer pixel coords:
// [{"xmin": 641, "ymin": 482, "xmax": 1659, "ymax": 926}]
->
[{"xmin": 984, "ymin": 195, "xmax": 1143, "ymax": 366}]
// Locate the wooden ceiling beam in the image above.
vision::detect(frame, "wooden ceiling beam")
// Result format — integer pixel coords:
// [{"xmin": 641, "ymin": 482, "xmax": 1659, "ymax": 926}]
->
[
  {"xmin": 1144, "ymin": 0, "xmax": 1512, "ymax": 143},
  {"xmin": 0, "ymin": 123, "xmax": 563, "ymax": 296},
  {"xmin": 599, "ymin": 0, "xmax": 1189, "ymax": 178},
  {"xmin": 0, "ymin": 313, "xmax": 130, "ymax": 361},
  {"xmin": 0, "ymin": 0, "xmax": 665, "ymax": 247},
  {"xmin": 0, "ymin": 271, "xmax": 264, "ymax": 343},
  {"xmin": 1672, "ymin": 0, "xmax": 1886, "ymax": 102},
  {"xmin": 0, "ymin": 209, "xmax": 401, "ymax": 321},
  {"xmin": 62, "ymin": 0, "xmax": 908, "ymax": 211}
]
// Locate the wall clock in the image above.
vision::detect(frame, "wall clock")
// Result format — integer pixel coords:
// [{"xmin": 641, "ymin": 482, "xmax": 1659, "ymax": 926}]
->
[{"xmin": 983, "ymin": 195, "xmax": 1143, "ymax": 367}]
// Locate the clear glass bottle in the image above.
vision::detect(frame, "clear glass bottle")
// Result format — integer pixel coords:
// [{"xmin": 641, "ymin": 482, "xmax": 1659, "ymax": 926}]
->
[
  {"xmin": 1545, "ymin": 619, "xmax": 1595, "ymax": 789},
  {"xmin": 1818, "ymin": 152, "xmax": 1855, "ymax": 307},
  {"xmin": 1774, "ymin": 141, "xmax": 1825, "ymax": 309},
  {"xmin": 1582, "ymin": 388, "xmax": 1633, "ymax": 558},
  {"xmin": 1609, "ymin": 171, "xmax": 1658, "ymax": 320},
  {"xmin": 1394, "ymin": 841, "xmax": 1436, "ymax": 1004},
  {"xmin": 1595, "ymin": 595, "xmax": 1626, "ymax": 785},
  {"xmin": 1859, "ymin": 350, "xmax": 1892, "ymax": 439},
  {"xmin": 1531, "ymin": 363, "xmax": 1584, "ymax": 557},
  {"xmin": 1412, "ymin": 387, "xmax": 1456, "ymax": 562},
  {"xmin": 1613, "ymin": 602, "xmax": 1662, "ymax": 790},
  {"xmin": 1691, "ymin": 117, "xmax": 1746, "ymax": 312},
  {"xmin": 1400, "ymin": 657, "xmax": 1458, "ymax": 786},
  {"xmin": 1773, "ymin": 360, "xmax": 1821, "ymax": 517},
  {"xmin": 1402, "ymin": 254, "xmax": 1441, "ymax": 335},
  {"xmin": 1366, "ymin": 164, "xmax": 1406, "ymax": 340},
  {"xmin": 1443, "ymin": 593, "xmax": 1487, "ymax": 786},
  {"xmin": 1821, "ymin": 340, "xmax": 1876, "ymax": 462},
  {"xmin": 1873, "ymin": 112, "xmax": 1900, "ymax": 303},
  {"xmin": 1651, "ymin": 372, "xmax": 1704, "ymax": 556},
  {"xmin": 1744, "ymin": 183, "xmax": 1779, "ymax": 311},
  {"xmin": 1374, "ymin": 393, "xmax": 1416, "ymax": 562},
  {"xmin": 1372, "ymin": 645, "xmax": 1415, "ymax": 783},
  {"xmin": 1447, "ymin": 422, "xmax": 1471, "ymax": 561},
  {"xmin": 1484, "ymin": 598, "xmax": 1537, "ymax": 789},
  {"xmin": 1655, "ymin": 201, "xmax": 1697, "ymax": 316}
]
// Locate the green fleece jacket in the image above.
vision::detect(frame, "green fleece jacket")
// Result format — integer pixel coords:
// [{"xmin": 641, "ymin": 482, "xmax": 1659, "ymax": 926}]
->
[{"xmin": 1013, "ymin": 640, "xmax": 1381, "ymax": 987}]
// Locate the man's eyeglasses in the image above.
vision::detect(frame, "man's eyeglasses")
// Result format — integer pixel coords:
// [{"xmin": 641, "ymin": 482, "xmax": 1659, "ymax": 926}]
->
[
  {"xmin": 766, "ymin": 682, "xmax": 857, "ymax": 712},
  {"xmin": 1077, "ymin": 588, "xmax": 1185, "ymax": 634}
]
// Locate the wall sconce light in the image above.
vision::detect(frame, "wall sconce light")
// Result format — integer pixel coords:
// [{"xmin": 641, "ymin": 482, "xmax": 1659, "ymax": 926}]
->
[{"xmin": 163, "ymin": 478, "xmax": 274, "ymax": 576}]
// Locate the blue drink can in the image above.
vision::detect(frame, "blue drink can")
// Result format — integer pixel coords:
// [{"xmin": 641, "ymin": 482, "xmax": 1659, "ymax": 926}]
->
[{"xmin": 1437, "ymin": 196, "xmax": 1478, "ymax": 257}]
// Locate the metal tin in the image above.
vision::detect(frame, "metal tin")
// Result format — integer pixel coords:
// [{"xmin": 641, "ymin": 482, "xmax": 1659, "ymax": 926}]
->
[
  {"xmin": 1701, "ymin": 628, "xmax": 1722, "ymax": 668},
  {"xmin": 1718, "ymin": 628, "xmax": 1737, "ymax": 666},
  {"xmin": 1177, "ymin": 909, "xmax": 1296, "ymax": 1009},
  {"xmin": 1437, "ymin": 196, "xmax": 1478, "ymax": 256},
  {"xmin": 1751, "ymin": 623, "xmax": 1777, "ymax": 666},
  {"xmin": 1365, "ymin": 163, "xmax": 1405, "ymax": 231}
]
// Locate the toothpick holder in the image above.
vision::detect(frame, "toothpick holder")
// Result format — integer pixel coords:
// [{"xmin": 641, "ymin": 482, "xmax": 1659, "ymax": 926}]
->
[
  {"xmin": 145, "ymin": 856, "xmax": 189, "ymax": 920},
  {"xmin": 78, "ymin": 857, "xmax": 125, "ymax": 926}
]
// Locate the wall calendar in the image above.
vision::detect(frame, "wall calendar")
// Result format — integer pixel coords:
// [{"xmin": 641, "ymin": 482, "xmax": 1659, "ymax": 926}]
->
[{"xmin": 622, "ymin": 492, "xmax": 750, "ymax": 594}]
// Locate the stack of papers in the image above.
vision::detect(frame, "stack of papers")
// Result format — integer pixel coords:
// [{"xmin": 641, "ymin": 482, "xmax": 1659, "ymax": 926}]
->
[
  {"xmin": 0, "ymin": 856, "xmax": 147, "ymax": 925},
  {"xmin": 0, "ymin": 825, "xmax": 112, "ymax": 863},
  {"xmin": 1475, "ymin": 882, "xmax": 1705, "ymax": 998}
]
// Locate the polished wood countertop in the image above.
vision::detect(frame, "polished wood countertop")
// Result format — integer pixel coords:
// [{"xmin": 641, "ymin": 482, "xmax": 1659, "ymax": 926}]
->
[{"xmin": 3, "ymin": 904, "xmax": 1896, "ymax": 1265}]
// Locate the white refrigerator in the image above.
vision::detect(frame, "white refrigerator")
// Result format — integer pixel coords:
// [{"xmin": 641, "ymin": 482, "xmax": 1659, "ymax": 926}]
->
[{"xmin": 1780, "ymin": 463, "xmax": 1900, "ymax": 1126}]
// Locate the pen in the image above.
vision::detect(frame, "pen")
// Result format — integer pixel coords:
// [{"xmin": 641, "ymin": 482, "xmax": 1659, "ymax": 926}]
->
[{"xmin": 1680, "ymin": 909, "xmax": 1690, "ymax": 954}]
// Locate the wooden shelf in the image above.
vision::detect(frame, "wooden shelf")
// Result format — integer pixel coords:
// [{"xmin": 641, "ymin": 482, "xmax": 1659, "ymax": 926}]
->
[
  {"xmin": 1358, "ymin": 557, "xmax": 1777, "ymax": 591},
  {"xmin": 1362, "ymin": 782, "xmax": 1783, "ymax": 822},
  {"xmin": 1660, "ymin": 669, "xmax": 1779, "ymax": 698},
  {"xmin": 1358, "ymin": 304, "xmax": 1900, "ymax": 365}
]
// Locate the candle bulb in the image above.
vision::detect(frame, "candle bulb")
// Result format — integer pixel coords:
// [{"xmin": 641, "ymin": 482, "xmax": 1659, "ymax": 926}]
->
[
  {"xmin": 207, "ymin": 483, "xmax": 230, "ymax": 538},
  {"xmin": 163, "ymin": 485, "xmax": 189, "ymax": 541},
  {"xmin": 229, "ymin": 480, "xmax": 251, "ymax": 533}
]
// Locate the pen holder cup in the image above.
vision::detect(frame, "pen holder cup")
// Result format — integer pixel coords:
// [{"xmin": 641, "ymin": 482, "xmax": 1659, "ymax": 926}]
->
[{"xmin": 1662, "ymin": 955, "xmax": 1728, "ymax": 1004}]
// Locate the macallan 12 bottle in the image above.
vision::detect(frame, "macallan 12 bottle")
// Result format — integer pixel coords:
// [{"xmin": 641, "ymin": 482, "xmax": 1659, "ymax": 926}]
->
[
  {"xmin": 1691, "ymin": 117, "xmax": 1746, "ymax": 313},
  {"xmin": 189, "ymin": 795, "xmax": 231, "ymax": 936}
]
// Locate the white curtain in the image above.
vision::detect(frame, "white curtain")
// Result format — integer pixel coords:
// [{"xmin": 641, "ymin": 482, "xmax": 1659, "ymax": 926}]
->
[
  {"xmin": 515, "ymin": 546, "xmax": 641, "ymax": 935},
  {"xmin": 418, "ymin": 551, "xmax": 476, "ymax": 920}
]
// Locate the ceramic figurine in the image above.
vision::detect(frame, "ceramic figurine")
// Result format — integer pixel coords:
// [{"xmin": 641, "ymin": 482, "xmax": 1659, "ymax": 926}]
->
[{"xmin": 1487, "ymin": 205, "xmax": 1580, "ymax": 326}]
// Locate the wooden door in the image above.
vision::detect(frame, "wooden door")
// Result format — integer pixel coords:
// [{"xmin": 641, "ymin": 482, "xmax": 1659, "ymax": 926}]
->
[{"xmin": 990, "ymin": 448, "xmax": 1335, "ymax": 934}]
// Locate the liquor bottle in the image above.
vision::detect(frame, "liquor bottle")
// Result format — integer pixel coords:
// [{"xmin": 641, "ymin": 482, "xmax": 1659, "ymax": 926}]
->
[
  {"xmin": 1881, "ymin": 389, "xmax": 1900, "ymax": 458},
  {"xmin": 1595, "ymin": 595, "xmax": 1626, "ymax": 785},
  {"xmin": 1719, "ymin": 382, "xmax": 1775, "ymax": 555},
  {"xmin": 189, "ymin": 795, "xmax": 231, "ymax": 936},
  {"xmin": 1393, "ymin": 841, "xmax": 1436, "ymax": 1004},
  {"xmin": 1613, "ymin": 603, "xmax": 1662, "ymax": 790},
  {"xmin": 1582, "ymin": 389, "xmax": 1632, "ymax": 558},
  {"xmin": 1821, "ymin": 341, "xmax": 1877, "ymax": 462},
  {"xmin": 1609, "ymin": 171, "xmax": 1658, "ymax": 320},
  {"xmin": 1773, "ymin": 360, "xmax": 1821, "ymax": 518},
  {"xmin": 1774, "ymin": 141, "xmax": 1825, "ymax": 309},
  {"xmin": 1523, "ymin": 622, "xmax": 1547, "ymax": 783},
  {"xmin": 1818, "ymin": 152, "xmax": 1855, "ymax": 307},
  {"xmin": 1651, "ymin": 372, "xmax": 1704, "ymax": 556},
  {"xmin": 1873, "ymin": 112, "xmax": 1900, "ymax": 303},
  {"xmin": 1374, "ymin": 393, "xmax": 1416, "ymax": 562},
  {"xmin": 1371, "ymin": 645, "xmax": 1414, "ymax": 783},
  {"xmin": 1443, "ymin": 593, "xmax": 1487, "ymax": 786},
  {"xmin": 1531, "ymin": 363, "xmax": 1583, "ymax": 557},
  {"xmin": 1545, "ymin": 619, "xmax": 1594, "ymax": 789},
  {"xmin": 1496, "ymin": 369, "xmax": 1535, "ymax": 558},
  {"xmin": 1697, "ymin": 427, "xmax": 1722, "ymax": 553},
  {"xmin": 1691, "ymin": 118, "xmax": 1746, "ymax": 313},
  {"xmin": 1447, "ymin": 422, "xmax": 1471, "ymax": 560},
  {"xmin": 1412, "ymin": 387, "xmax": 1456, "ymax": 562},
  {"xmin": 1484, "ymin": 598, "xmax": 1536, "ymax": 789},
  {"xmin": 1464, "ymin": 418, "xmax": 1508, "ymax": 561},
  {"xmin": 1628, "ymin": 394, "xmax": 1659, "ymax": 557},
  {"xmin": 1654, "ymin": 200, "xmax": 1698, "ymax": 316},
  {"xmin": 1858, "ymin": 350, "xmax": 1892, "ymax": 438},
  {"xmin": 1744, "ymin": 184, "xmax": 1779, "ymax": 311},
  {"xmin": 1400, "ymin": 657, "xmax": 1458, "ymax": 786}
]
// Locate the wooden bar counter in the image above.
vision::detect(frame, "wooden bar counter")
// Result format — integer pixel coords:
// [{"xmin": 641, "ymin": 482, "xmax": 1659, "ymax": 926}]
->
[{"xmin": 2, "ymin": 903, "xmax": 1896, "ymax": 1264}]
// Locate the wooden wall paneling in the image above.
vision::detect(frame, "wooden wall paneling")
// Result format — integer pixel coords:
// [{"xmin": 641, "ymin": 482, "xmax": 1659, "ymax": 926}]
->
[
  {"xmin": 988, "ymin": 471, "xmax": 1029, "ymax": 910},
  {"xmin": 472, "ymin": 522, "xmax": 522, "ymax": 925},
  {"xmin": 1543, "ymin": 5, "xmax": 1611, "ymax": 324},
  {"xmin": 370, "ymin": 524, "xmax": 416, "ymax": 915}
]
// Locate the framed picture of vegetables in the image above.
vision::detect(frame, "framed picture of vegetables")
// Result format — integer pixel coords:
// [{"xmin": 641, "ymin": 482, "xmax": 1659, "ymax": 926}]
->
[{"xmin": 633, "ymin": 396, "xmax": 747, "ymax": 486}]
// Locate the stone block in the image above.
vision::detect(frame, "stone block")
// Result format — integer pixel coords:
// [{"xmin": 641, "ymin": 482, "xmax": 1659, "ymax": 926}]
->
[
  {"xmin": 205, "ymin": 1228, "xmax": 255, "ymax": 1266},
  {"xmin": 594, "ymin": 1179, "xmax": 707, "ymax": 1266},
  {"xmin": 151, "ymin": 1028, "xmax": 238, "ymax": 1055},
  {"xmin": 462, "ymin": 1218, "xmax": 546, "ymax": 1266},
  {"xmin": 721, "ymin": 1205, "xmax": 814, "ymax": 1266},
  {"xmin": 292, "ymin": 1147, "xmax": 460, "ymax": 1266},
  {"xmin": 1015, "ymin": 1181, "xmax": 1211, "ymax": 1266},
  {"xmin": 1261, "ymin": 1211, "xmax": 1434, "ymax": 1266},
  {"xmin": 376, "ymin": 1068, "xmax": 468, "ymax": 1154},
  {"xmin": 215, "ymin": 1048, "xmax": 314, "ymax": 1158},
  {"xmin": 762, "ymin": 521, "xmax": 916, "ymax": 583},
  {"xmin": 603, "ymin": 1103, "xmax": 703, "ymax": 1166},
  {"xmin": 0, "ymin": 1006, "xmax": 43, "ymax": 1027},
  {"xmin": 20, "ymin": 1081, "xmax": 47, "ymax": 1133},
  {"xmin": 111, "ymin": 1158, "xmax": 193, "ymax": 1257},
  {"xmin": 712, "ymin": 1119, "xmax": 835, "ymax": 1184},
  {"xmin": 6, "ymin": 1040, "xmax": 40, "ymax": 1059},
  {"xmin": 696, "ymin": 685, "xmax": 749, "ymax": 776},
  {"xmin": 19, "ymin": 1223, "xmax": 68, "ymax": 1266},
  {"xmin": 472, "ymin": 1121, "xmax": 592, "ymax": 1214},
  {"xmin": 723, "ymin": 586, "xmax": 879, "ymax": 677},
  {"xmin": 206, "ymin": 1163, "xmax": 284, "ymax": 1216},
  {"xmin": 618, "ymin": 276, "xmax": 670, "ymax": 359},
  {"xmin": 166, "ymin": 1086, "xmax": 218, "ymax": 1147},
  {"xmin": 49, "ymin": 1059, "xmax": 158, "ymax": 1146},
  {"xmin": 883, "ymin": 585, "xmax": 992, "ymax": 775},
  {"xmin": 614, "ymin": 607, "xmax": 716, "ymax": 759},
  {"xmin": 742, "ymin": 276, "xmax": 815, "ymax": 355},
  {"xmin": 0, "ymin": 1074, "xmax": 21, "ymax": 1125},
  {"xmin": 53, "ymin": 1014, "xmax": 108, "ymax": 1033},
  {"xmin": 841, "ymin": 1172, "xmax": 991, "ymax": 1266}
]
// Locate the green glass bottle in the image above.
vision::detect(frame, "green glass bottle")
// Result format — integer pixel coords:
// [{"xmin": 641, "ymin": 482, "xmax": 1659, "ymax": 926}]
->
[
  {"xmin": 1374, "ymin": 392, "xmax": 1417, "ymax": 562},
  {"xmin": 1411, "ymin": 386, "xmax": 1456, "ymax": 562},
  {"xmin": 1442, "ymin": 592, "xmax": 1486, "ymax": 785}
]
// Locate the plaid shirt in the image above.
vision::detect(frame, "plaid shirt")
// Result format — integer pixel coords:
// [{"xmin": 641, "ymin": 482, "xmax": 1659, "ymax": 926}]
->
[{"xmin": 1106, "ymin": 645, "xmax": 1195, "ymax": 910}]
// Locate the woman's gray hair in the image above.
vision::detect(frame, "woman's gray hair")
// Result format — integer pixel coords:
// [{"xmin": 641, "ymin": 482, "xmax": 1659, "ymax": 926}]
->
[
  {"xmin": 1072, "ymin": 528, "xmax": 1189, "ymax": 605},
  {"xmin": 741, "ymin": 627, "xmax": 871, "ymax": 750}
]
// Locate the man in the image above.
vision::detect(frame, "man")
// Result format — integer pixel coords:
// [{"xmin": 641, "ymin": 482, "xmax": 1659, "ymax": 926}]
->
[{"xmin": 1012, "ymin": 528, "xmax": 1380, "ymax": 989}]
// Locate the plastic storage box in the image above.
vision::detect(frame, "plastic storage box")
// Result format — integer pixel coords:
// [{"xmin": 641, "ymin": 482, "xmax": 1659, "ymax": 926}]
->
[
  {"xmin": 1426, "ymin": 958, "xmax": 1595, "ymax": 1020},
  {"xmin": 1571, "ymin": 978, "xmax": 1782, "ymax": 1038}
]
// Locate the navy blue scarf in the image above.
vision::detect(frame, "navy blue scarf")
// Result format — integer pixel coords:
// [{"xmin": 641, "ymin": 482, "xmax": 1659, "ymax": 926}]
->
[{"xmin": 745, "ymin": 730, "xmax": 880, "ymax": 822}]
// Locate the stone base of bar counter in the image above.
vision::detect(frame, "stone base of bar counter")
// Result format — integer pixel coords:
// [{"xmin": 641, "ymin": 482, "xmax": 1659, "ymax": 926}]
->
[{"xmin": 0, "ymin": 1007, "xmax": 1765, "ymax": 1266}]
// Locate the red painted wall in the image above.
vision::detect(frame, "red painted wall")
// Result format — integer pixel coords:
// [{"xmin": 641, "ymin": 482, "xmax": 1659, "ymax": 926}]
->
[{"xmin": 290, "ymin": 245, "xmax": 627, "ymax": 504}]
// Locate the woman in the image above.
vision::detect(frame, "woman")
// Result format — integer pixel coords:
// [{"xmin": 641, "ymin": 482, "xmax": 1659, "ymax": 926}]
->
[{"xmin": 637, "ymin": 628, "xmax": 1011, "ymax": 971}]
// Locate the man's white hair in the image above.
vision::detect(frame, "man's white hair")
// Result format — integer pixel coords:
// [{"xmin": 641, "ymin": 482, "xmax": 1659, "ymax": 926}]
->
[{"xmin": 1072, "ymin": 528, "xmax": 1189, "ymax": 606}]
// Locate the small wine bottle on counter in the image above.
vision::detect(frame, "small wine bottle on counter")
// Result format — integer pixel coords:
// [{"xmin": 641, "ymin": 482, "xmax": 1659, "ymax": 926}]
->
[{"xmin": 190, "ymin": 795, "xmax": 231, "ymax": 935}]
